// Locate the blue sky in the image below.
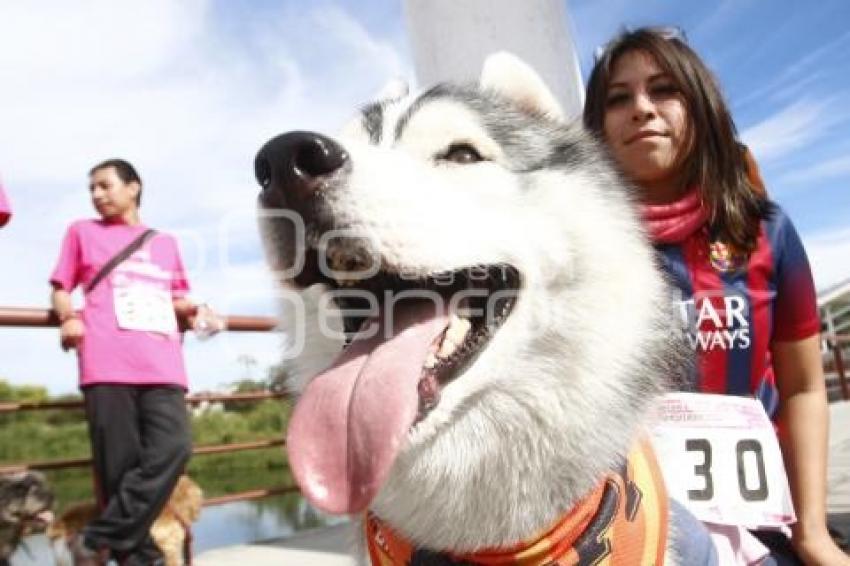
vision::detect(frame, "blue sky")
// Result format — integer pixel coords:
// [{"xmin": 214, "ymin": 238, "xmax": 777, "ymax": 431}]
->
[{"xmin": 1, "ymin": 0, "xmax": 848, "ymax": 393}]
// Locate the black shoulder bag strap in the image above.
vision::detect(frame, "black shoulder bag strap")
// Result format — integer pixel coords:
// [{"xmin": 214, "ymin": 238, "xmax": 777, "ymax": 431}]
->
[{"xmin": 84, "ymin": 229, "xmax": 157, "ymax": 293}]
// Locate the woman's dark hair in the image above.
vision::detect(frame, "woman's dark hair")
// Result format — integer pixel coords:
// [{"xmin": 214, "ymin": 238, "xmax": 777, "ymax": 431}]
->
[
  {"xmin": 89, "ymin": 158, "xmax": 143, "ymax": 206},
  {"xmin": 583, "ymin": 27, "xmax": 768, "ymax": 253}
]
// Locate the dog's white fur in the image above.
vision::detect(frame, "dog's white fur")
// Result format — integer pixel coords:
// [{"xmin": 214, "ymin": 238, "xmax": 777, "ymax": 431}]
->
[{"xmin": 261, "ymin": 53, "xmax": 684, "ymax": 561}]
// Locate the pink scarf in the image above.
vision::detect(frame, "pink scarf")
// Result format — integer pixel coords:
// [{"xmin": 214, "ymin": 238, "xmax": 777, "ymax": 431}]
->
[{"xmin": 640, "ymin": 188, "xmax": 707, "ymax": 244}]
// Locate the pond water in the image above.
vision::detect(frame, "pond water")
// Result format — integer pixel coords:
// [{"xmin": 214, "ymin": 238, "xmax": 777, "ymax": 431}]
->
[{"xmin": 192, "ymin": 493, "xmax": 339, "ymax": 553}]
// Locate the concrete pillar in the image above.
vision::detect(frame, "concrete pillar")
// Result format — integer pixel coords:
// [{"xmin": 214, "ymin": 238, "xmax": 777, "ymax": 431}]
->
[{"xmin": 403, "ymin": 0, "xmax": 584, "ymax": 119}]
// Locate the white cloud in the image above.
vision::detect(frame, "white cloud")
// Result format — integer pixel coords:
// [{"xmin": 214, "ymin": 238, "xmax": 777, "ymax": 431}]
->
[
  {"xmin": 740, "ymin": 99, "xmax": 835, "ymax": 164},
  {"xmin": 316, "ymin": 5, "xmax": 406, "ymax": 80},
  {"xmin": 734, "ymin": 29, "xmax": 850, "ymax": 109},
  {"xmin": 803, "ymin": 226, "xmax": 850, "ymax": 292},
  {"xmin": 0, "ymin": 3, "xmax": 411, "ymax": 393},
  {"xmin": 0, "ymin": 1, "xmax": 207, "ymax": 83},
  {"xmin": 688, "ymin": 0, "xmax": 744, "ymax": 41},
  {"xmin": 779, "ymin": 154, "xmax": 850, "ymax": 185}
]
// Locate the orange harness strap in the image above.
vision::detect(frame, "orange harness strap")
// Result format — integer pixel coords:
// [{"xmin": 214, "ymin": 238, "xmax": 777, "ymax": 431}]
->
[{"xmin": 365, "ymin": 439, "xmax": 668, "ymax": 565}]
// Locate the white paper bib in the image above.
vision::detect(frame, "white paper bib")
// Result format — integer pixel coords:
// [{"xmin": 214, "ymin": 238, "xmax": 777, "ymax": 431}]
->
[
  {"xmin": 111, "ymin": 261, "xmax": 177, "ymax": 334},
  {"xmin": 650, "ymin": 392, "xmax": 795, "ymax": 528}
]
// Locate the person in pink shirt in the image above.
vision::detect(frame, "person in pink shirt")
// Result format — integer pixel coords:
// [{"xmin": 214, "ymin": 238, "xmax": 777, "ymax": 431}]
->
[
  {"xmin": 50, "ymin": 159, "xmax": 220, "ymax": 565},
  {"xmin": 0, "ymin": 177, "xmax": 11, "ymax": 227}
]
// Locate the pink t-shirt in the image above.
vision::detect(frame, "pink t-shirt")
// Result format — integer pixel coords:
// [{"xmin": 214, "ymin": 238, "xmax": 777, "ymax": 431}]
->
[
  {"xmin": 0, "ymin": 180, "xmax": 11, "ymax": 227},
  {"xmin": 50, "ymin": 219, "xmax": 190, "ymax": 388}
]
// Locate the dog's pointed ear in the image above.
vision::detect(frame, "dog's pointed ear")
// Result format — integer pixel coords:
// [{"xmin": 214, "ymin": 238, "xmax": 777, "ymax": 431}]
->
[
  {"xmin": 374, "ymin": 78, "xmax": 409, "ymax": 102},
  {"xmin": 480, "ymin": 51, "xmax": 564, "ymax": 121}
]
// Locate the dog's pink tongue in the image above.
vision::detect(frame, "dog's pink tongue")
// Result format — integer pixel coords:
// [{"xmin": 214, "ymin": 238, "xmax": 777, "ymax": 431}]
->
[{"xmin": 287, "ymin": 301, "xmax": 449, "ymax": 515}]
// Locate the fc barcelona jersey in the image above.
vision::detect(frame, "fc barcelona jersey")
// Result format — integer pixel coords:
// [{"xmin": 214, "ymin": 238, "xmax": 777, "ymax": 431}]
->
[{"xmin": 656, "ymin": 205, "xmax": 820, "ymax": 418}]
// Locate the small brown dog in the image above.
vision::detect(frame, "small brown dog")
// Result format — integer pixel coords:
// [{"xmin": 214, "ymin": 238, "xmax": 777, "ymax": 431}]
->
[
  {"xmin": 48, "ymin": 475, "xmax": 202, "ymax": 566},
  {"xmin": 0, "ymin": 471, "xmax": 54, "ymax": 566}
]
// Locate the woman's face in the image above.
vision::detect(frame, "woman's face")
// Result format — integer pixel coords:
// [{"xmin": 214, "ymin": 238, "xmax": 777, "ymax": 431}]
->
[{"xmin": 602, "ymin": 49, "xmax": 691, "ymax": 201}]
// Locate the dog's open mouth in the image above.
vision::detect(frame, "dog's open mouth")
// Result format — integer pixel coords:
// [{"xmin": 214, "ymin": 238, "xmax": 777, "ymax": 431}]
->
[
  {"xmin": 286, "ymin": 247, "xmax": 520, "ymax": 515},
  {"xmin": 332, "ymin": 262, "xmax": 520, "ymax": 415}
]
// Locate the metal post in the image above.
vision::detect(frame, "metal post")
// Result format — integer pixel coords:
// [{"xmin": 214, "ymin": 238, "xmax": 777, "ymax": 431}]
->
[
  {"xmin": 833, "ymin": 339, "xmax": 850, "ymax": 401},
  {"xmin": 404, "ymin": 0, "xmax": 584, "ymax": 118}
]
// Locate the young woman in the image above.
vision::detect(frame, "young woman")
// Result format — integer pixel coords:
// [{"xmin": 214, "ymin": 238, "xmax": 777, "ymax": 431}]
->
[{"xmin": 584, "ymin": 28, "xmax": 848, "ymax": 565}]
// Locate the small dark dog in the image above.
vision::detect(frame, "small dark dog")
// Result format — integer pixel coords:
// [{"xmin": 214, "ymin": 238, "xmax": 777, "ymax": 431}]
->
[{"xmin": 0, "ymin": 471, "xmax": 54, "ymax": 565}]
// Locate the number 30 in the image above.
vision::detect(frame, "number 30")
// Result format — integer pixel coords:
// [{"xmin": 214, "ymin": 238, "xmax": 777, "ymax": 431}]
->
[{"xmin": 685, "ymin": 438, "xmax": 768, "ymax": 502}]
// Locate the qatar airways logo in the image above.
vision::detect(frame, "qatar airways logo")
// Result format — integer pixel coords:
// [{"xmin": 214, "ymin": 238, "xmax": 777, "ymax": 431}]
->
[{"xmin": 672, "ymin": 290, "xmax": 751, "ymax": 351}]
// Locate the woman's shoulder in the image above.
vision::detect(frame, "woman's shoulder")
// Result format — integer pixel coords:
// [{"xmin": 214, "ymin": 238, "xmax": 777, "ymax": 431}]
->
[
  {"xmin": 759, "ymin": 201, "xmax": 796, "ymax": 232},
  {"xmin": 757, "ymin": 202, "xmax": 809, "ymax": 262}
]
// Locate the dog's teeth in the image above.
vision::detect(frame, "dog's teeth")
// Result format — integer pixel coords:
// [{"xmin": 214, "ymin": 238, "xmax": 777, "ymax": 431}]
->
[
  {"xmin": 424, "ymin": 352, "xmax": 438, "ymax": 369},
  {"xmin": 437, "ymin": 337, "xmax": 458, "ymax": 359},
  {"xmin": 437, "ymin": 342, "xmax": 457, "ymax": 358},
  {"xmin": 446, "ymin": 315, "xmax": 471, "ymax": 343},
  {"xmin": 434, "ymin": 315, "xmax": 472, "ymax": 360}
]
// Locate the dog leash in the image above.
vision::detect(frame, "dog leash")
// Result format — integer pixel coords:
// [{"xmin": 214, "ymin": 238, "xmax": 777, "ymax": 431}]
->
[{"xmin": 84, "ymin": 229, "xmax": 157, "ymax": 293}]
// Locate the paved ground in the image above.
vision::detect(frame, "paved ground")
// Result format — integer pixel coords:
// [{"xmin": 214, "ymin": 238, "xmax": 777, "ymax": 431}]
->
[
  {"xmin": 828, "ymin": 401, "xmax": 850, "ymax": 550},
  {"xmin": 829, "ymin": 401, "xmax": 850, "ymax": 514},
  {"xmin": 195, "ymin": 523, "xmax": 356, "ymax": 565}
]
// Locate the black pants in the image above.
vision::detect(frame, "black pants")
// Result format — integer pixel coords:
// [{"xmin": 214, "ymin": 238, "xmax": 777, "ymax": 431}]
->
[{"xmin": 82, "ymin": 384, "xmax": 192, "ymax": 564}]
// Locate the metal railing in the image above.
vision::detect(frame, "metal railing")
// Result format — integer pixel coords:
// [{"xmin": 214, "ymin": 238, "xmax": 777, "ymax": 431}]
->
[
  {"xmin": 826, "ymin": 334, "xmax": 850, "ymax": 401},
  {"xmin": 0, "ymin": 306, "xmax": 289, "ymax": 508},
  {"xmin": 0, "ymin": 306, "xmax": 276, "ymax": 332}
]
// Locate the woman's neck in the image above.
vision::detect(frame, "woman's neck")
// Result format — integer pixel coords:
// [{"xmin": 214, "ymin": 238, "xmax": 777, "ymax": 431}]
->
[{"xmin": 636, "ymin": 177, "xmax": 687, "ymax": 205}]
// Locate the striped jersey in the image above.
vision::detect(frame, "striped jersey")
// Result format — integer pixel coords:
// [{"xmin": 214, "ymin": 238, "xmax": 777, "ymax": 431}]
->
[{"xmin": 656, "ymin": 205, "xmax": 820, "ymax": 417}]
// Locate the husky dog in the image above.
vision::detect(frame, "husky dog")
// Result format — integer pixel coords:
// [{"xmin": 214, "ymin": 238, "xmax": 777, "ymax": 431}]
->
[
  {"xmin": 0, "ymin": 471, "xmax": 54, "ymax": 566},
  {"xmin": 256, "ymin": 54, "xmax": 712, "ymax": 564}
]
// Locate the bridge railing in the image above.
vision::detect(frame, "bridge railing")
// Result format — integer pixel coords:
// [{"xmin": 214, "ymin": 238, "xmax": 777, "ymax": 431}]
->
[
  {"xmin": 0, "ymin": 306, "xmax": 296, "ymax": 507},
  {"xmin": 826, "ymin": 334, "xmax": 850, "ymax": 401}
]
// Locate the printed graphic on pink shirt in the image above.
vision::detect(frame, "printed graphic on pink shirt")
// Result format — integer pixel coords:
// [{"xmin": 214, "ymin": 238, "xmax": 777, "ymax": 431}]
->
[{"xmin": 112, "ymin": 249, "xmax": 179, "ymax": 334}]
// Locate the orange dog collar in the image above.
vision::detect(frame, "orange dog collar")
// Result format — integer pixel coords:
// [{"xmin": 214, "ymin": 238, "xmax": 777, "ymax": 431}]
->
[{"xmin": 365, "ymin": 439, "xmax": 668, "ymax": 565}]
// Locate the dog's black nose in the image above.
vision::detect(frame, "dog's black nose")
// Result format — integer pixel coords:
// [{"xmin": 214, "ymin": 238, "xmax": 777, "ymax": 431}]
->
[{"xmin": 255, "ymin": 131, "xmax": 349, "ymax": 205}]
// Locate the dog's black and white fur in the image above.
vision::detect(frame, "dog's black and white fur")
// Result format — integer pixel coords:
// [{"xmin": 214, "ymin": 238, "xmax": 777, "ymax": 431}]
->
[{"xmin": 257, "ymin": 53, "xmax": 711, "ymax": 564}]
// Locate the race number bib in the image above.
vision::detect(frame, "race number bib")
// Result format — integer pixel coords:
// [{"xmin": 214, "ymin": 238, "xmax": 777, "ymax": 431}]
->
[
  {"xmin": 114, "ymin": 284, "xmax": 177, "ymax": 334},
  {"xmin": 650, "ymin": 392, "xmax": 795, "ymax": 528}
]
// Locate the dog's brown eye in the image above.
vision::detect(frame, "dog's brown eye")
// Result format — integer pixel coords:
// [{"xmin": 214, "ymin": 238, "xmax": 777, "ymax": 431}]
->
[{"xmin": 441, "ymin": 144, "xmax": 483, "ymax": 164}]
